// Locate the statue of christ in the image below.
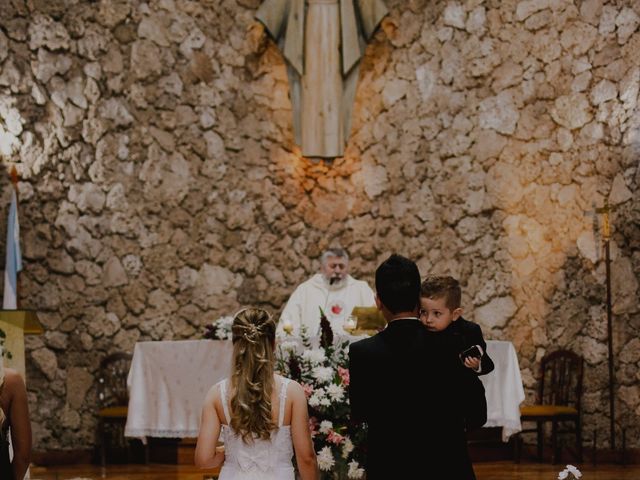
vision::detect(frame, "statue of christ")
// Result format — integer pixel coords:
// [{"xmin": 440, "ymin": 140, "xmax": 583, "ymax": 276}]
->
[{"xmin": 253, "ymin": 0, "xmax": 388, "ymax": 159}]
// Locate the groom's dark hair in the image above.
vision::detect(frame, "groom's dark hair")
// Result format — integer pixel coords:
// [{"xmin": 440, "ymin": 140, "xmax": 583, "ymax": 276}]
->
[{"xmin": 375, "ymin": 254, "xmax": 421, "ymax": 314}]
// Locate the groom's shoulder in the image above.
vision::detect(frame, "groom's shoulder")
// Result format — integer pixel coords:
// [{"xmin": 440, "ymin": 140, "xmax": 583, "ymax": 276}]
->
[{"xmin": 349, "ymin": 333, "xmax": 381, "ymax": 354}]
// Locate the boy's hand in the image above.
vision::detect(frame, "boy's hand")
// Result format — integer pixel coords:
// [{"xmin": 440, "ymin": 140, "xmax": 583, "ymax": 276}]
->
[{"xmin": 463, "ymin": 356, "xmax": 481, "ymax": 372}]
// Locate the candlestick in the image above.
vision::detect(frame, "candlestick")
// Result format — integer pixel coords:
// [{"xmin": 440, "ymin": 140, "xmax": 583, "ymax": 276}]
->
[{"xmin": 343, "ymin": 316, "xmax": 357, "ymax": 334}]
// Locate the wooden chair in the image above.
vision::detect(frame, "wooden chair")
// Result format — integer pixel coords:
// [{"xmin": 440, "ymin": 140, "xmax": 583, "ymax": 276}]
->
[
  {"xmin": 97, "ymin": 352, "xmax": 132, "ymax": 467},
  {"xmin": 516, "ymin": 349, "xmax": 584, "ymax": 464}
]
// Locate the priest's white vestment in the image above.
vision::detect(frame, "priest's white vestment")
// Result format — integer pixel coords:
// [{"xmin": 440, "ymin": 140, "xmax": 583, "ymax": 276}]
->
[{"xmin": 278, "ymin": 273, "xmax": 375, "ymax": 336}]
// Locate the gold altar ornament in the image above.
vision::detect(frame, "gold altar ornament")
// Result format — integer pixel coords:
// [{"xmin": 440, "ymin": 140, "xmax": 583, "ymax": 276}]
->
[{"xmin": 350, "ymin": 306, "xmax": 386, "ymax": 334}]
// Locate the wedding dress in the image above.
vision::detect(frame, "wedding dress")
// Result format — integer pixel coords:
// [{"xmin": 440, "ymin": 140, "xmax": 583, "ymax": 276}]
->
[{"xmin": 218, "ymin": 377, "xmax": 295, "ymax": 480}]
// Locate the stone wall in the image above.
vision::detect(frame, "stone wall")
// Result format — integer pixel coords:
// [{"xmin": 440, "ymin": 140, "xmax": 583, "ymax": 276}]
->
[{"xmin": 0, "ymin": 0, "xmax": 638, "ymax": 451}]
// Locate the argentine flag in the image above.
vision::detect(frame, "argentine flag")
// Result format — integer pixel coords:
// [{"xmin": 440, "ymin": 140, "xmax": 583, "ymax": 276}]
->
[{"xmin": 3, "ymin": 189, "xmax": 22, "ymax": 309}]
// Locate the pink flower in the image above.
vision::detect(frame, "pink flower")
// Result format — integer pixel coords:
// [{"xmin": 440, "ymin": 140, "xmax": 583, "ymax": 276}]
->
[
  {"xmin": 338, "ymin": 367, "xmax": 350, "ymax": 386},
  {"xmin": 309, "ymin": 416, "xmax": 319, "ymax": 436},
  {"xmin": 302, "ymin": 383, "xmax": 314, "ymax": 398},
  {"xmin": 327, "ymin": 430, "xmax": 345, "ymax": 445}
]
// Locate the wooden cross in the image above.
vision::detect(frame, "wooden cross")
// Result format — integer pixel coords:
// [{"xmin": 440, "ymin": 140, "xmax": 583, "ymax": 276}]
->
[
  {"xmin": 594, "ymin": 199, "xmax": 614, "ymax": 240},
  {"xmin": 583, "ymin": 199, "xmax": 619, "ymax": 450}
]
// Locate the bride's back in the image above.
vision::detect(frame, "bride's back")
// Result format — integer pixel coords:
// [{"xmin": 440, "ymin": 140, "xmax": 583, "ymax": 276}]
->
[
  {"xmin": 215, "ymin": 375, "xmax": 293, "ymax": 429},
  {"xmin": 195, "ymin": 308, "xmax": 317, "ymax": 480},
  {"xmin": 216, "ymin": 375, "xmax": 294, "ymax": 478}
]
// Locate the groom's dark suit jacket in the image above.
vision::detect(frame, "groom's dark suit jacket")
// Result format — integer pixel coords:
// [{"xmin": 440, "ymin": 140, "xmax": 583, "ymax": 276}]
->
[{"xmin": 349, "ymin": 318, "xmax": 483, "ymax": 480}]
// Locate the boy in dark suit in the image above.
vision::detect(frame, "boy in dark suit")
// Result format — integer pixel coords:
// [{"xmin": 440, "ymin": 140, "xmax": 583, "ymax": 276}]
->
[
  {"xmin": 419, "ymin": 275, "xmax": 494, "ymax": 376},
  {"xmin": 349, "ymin": 255, "xmax": 479, "ymax": 480}
]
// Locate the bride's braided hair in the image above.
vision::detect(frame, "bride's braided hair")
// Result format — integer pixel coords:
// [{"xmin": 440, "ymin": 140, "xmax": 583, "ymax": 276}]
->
[{"xmin": 229, "ymin": 308, "xmax": 277, "ymax": 442}]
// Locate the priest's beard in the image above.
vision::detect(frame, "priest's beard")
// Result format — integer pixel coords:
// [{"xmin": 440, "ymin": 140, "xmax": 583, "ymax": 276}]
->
[{"xmin": 327, "ymin": 275, "xmax": 347, "ymax": 291}]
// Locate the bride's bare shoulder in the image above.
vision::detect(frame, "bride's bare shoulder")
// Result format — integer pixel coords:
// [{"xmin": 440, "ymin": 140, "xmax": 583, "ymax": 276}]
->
[
  {"xmin": 3, "ymin": 368, "xmax": 24, "ymax": 385},
  {"xmin": 1, "ymin": 368, "xmax": 25, "ymax": 399}
]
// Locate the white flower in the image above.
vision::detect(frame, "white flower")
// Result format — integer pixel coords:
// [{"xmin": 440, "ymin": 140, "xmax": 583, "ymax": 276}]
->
[
  {"xmin": 327, "ymin": 383, "xmax": 345, "ymax": 402},
  {"xmin": 213, "ymin": 316, "xmax": 234, "ymax": 339},
  {"xmin": 342, "ymin": 437, "xmax": 354, "ymax": 458},
  {"xmin": 566, "ymin": 465, "xmax": 582, "ymax": 478},
  {"xmin": 558, "ymin": 470, "xmax": 569, "ymax": 480},
  {"xmin": 312, "ymin": 366, "xmax": 334, "ymax": 383},
  {"xmin": 317, "ymin": 446, "xmax": 335, "ymax": 471},
  {"xmin": 319, "ymin": 420, "xmax": 333, "ymax": 434},
  {"xmin": 320, "ymin": 397, "xmax": 331, "ymax": 407},
  {"xmin": 347, "ymin": 459, "xmax": 365, "ymax": 479},
  {"xmin": 279, "ymin": 340, "xmax": 299, "ymax": 353},
  {"xmin": 308, "ymin": 388, "xmax": 326, "ymax": 407},
  {"xmin": 302, "ymin": 348, "xmax": 326, "ymax": 364}
]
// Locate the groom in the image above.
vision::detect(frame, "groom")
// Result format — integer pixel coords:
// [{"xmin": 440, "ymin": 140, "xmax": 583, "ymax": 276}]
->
[{"xmin": 348, "ymin": 254, "xmax": 481, "ymax": 479}]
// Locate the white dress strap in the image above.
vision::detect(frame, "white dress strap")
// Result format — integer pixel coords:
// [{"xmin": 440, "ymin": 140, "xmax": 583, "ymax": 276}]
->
[
  {"xmin": 277, "ymin": 378, "xmax": 291, "ymax": 427},
  {"xmin": 219, "ymin": 380, "xmax": 231, "ymax": 424}
]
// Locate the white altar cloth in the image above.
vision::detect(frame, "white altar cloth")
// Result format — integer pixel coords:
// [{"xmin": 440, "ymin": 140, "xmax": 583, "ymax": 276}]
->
[
  {"xmin": 124, "ymin": 338, "xmax": 525, "ymax": 442},
  {"xmin": 480, "ymin": 340, "xmax": 526, "ymax": 441},
  {"xmin": 124, "ymin": 339, "xmax": 232, "ymax": 439}
]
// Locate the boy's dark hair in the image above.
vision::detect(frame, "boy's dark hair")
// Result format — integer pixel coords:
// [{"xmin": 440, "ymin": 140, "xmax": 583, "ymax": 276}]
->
[
  {"xmin": 420, "ymin": 275, "xmax": 462, "ymax": 310},
  {"xmin": 375, "ymin": 254, "xmax": 420, "ymax": 314}
]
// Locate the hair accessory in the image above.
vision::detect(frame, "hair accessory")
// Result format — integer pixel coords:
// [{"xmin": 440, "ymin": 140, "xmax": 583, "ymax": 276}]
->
[{"xmin": 242, "ymin": 323, "xmax": 262, "ymax": 344}]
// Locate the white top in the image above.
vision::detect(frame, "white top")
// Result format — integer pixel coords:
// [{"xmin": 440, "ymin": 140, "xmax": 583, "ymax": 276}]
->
[
  {"xmin": 218, "ymin": 377, "xmax": 294, "ymax": 480},
  {"xmin": 279, "ymin": 273, "xmax": 375, "ymax": 336}
]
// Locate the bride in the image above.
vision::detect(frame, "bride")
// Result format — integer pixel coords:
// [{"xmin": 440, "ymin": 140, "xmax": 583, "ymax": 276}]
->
[{"xmin": 195, "ymin": 308, "xmax": 318, "ymax": 480}]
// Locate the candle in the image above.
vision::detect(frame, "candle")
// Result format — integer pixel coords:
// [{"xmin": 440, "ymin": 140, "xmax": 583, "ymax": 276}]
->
[{"xmin": 343, "ymin": 316, "xmax": 357, "ymax": 334}]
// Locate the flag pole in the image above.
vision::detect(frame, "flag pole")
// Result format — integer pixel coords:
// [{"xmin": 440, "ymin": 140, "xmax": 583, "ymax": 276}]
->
[
  {"xmin": 11, "ymin": 167, "xmax": 19, "ymax": 310},
  {"xmin": 3, "ymin": 165, "xmax": 22, "ymax": 310}
]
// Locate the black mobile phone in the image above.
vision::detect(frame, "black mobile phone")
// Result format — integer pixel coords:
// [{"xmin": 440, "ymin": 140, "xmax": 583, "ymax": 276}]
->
[{"xmin": 460, "ymin": 345, "xmax": 482, "ymax": 361}]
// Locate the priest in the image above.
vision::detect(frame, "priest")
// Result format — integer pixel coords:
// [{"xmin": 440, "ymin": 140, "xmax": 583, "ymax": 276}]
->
[{"xmin": 278, "ymin": 248, "xmax": 375, "ymax": 336}]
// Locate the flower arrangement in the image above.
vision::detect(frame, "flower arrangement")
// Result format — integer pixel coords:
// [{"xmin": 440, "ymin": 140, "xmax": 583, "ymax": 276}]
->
[
  {"xmin": 558, "ymin": 465, "xmax": 582, "ymax": 479},
  {"xmin": 276, "ymin": 308, "xmax": 366, "ymax": 479},
  {"xmin": 203, "ymin": 315, "xmax": 234, "ymax": 340}
]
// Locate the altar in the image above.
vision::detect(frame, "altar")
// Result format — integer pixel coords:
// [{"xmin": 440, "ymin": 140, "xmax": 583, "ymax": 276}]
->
[
  {"xmin": 479, "ymin": 340, "xmax": 526, "ymax": 441},
  {"xmin": 125, "ymin": 338, "xmax": 525, "ymax": 443},
  {"xmin": 124, "ymin": 339, "xmax": 233, "ymax": 439}
]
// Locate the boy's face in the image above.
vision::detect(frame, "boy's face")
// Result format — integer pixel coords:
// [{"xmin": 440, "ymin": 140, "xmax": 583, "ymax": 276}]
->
[{"xmin": 419, "ymin": 296, "xmax": 462, "ymax": 332}]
